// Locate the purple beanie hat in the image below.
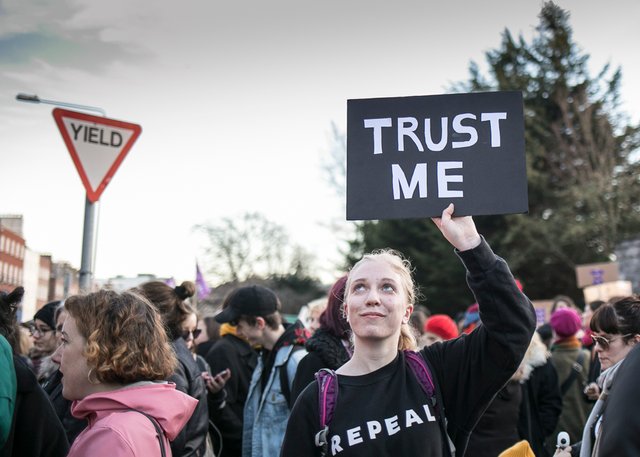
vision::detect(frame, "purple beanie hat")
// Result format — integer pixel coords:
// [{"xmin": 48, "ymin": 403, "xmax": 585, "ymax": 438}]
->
[{"xmin": 550, "ymin": 308, "xmax": 582, "ymax": 337}]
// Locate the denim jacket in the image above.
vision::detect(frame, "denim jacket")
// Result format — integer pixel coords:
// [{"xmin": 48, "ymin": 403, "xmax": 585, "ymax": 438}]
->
[{"xmin": 242, "ymin": 343, "xmax": 307, "ymax": 457}]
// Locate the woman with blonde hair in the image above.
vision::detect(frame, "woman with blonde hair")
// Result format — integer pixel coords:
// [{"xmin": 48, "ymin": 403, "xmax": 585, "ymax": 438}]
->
[
  {"xmin": 54, "ymin": 289, "xmax": 197, "ymax": 456},
  {"xmin": 281, "ymin": 204, "xmax": 536, "ymax": 456}
]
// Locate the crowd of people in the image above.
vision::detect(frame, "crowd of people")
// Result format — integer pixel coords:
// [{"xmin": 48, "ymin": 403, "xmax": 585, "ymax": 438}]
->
[{"xmin": 1, "ymin": 205, "xmax": 639, "ymax": 457}]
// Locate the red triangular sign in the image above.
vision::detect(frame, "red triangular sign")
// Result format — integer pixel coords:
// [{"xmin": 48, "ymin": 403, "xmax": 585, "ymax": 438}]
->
[{"xmin": 52, "ymin": 108, "xmax": 142, "ymax": 203}]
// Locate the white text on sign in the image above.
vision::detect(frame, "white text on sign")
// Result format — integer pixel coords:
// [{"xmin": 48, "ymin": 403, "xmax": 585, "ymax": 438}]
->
[
  {"xmin": 364, "ymin": 112, "xmax": 508, "ymax": 154},
  {"xmin": 365, "ymin": 112, "xmax": 507, "ymax": 200}
]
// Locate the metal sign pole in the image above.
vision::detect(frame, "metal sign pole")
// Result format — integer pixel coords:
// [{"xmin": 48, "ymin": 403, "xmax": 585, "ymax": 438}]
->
[{"xmin": 79, "ymin": 195, "xmax": 96, "ymax": 292}]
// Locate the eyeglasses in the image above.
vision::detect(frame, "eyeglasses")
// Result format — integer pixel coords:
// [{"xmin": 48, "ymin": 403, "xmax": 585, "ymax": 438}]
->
[
  {"xmin": 28, "ymin": 325, "xmax": 55, "ymax": 337},
  {"xmin": 592, "ymin": 333, "xmax": 633, "ymax": 350},
  {"xmin": 181, "ymin": 329, "xmax": 202, "ymax": 341}
]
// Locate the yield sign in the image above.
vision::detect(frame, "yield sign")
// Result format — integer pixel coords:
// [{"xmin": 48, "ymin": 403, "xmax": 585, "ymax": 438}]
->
[{"xmin": 52, "ymin": 108, "xmax": 142, "ymax": 203}]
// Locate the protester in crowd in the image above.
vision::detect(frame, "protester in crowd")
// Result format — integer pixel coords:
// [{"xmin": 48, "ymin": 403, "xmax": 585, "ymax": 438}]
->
[
  {"xmin": 0, "ymin": 286, "xmax": 69, "ymax": 456},
  {"xmin": 53, "ymin": 289, "xmax": 197, "ymax": 456},
  {"xmin": 138, "ymin": 280, "xmax": 210, "ymax": 457},
  {"xmin": 581, "ymin": 300, "xmax": 605, "ymax": 402},
  {"xmin": 195, "ymin": 315, "xmax": 221, "ymax": 359},
  {"xmin": 418, "ymin": 314, "xmax": 459, "ymax": 347},
  {"xmin": 537, "ymin": 323, "xmax": 553, "ymax": 349},
  {"xmin": 281, "ymin": 203, "xmax": 536, "ymax": 456},
  {"xmin": 518, "ymin": 332, "xmax": 562, "ymax": 457},
  {"xmin": 27, "ymin": 300, "xmax": 60, "ymax": 378},
  {"xmin": 550, "ymin": 295, "xmax": 581, "ymax": 315},
  {"xmin": 40, "ymin": 303, "xmax": 88, "ymax": 445},
  {"xmin": 215, "ymin": 284, "xmax": 309, "ymax": 457},
  {"xmin": 549, "ymin": 308, "xmax": 592, "ymax": 450},
  {"xmin": 554, "ymin": 296, "xmax": 640, "ymax": 457},
  {"xmin": 205, "ymin": 311, "xmax": 258, "ymax": 457},
  {"xmin": 594, "ymin": 342, "xmax": 640, "ymax": 456},
  {"xmin": 305, "ymin": 298, "xmax": 327, "ymax": 333},
  {"xmin": 467, "ymin": 326, "xmax": 560, "ymax": 457},
  {"xmin": 305, "ymin": 297, "xmax": 328, "ymax": 334},
  {"xmin": 182, "ymin": 311, "xmax": 213, "ymax": 373},
  {"xmin": 291, "ymin": 275, "xmax": 352, "ymax": 403},
  {"xmin": 460, "ymin": 302, "xmax": 480, "ymax": 334},
  {"xmin": 409, "ymin": 304, "xmax": 431, "ymax": 339},
  {"xmin": 466, "ymin": 370, "xmax": 523, "ymax": 456}
]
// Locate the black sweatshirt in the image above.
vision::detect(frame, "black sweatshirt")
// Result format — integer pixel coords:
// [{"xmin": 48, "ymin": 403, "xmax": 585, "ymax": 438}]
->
[{"xmin": 280, "ymin": 238, "xmax": 536, "ymax": 457}]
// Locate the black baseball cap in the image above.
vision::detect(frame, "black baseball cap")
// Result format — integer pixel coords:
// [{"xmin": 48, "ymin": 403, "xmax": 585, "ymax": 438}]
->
[{"xmin": 215, "ymin": 285, "xmax": 280, "ymax": 323}]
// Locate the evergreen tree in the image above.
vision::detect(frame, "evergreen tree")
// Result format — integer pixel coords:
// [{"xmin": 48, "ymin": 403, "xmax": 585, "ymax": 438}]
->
[{"xmin": 346, "ymin": 2, "xmax": 640, "ymax": 311}]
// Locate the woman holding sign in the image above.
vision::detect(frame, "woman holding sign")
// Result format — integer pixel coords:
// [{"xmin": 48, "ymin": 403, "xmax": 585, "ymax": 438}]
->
[{"xmin": 280, "ymin": 204, "xmax": 536, "ymax": 457}]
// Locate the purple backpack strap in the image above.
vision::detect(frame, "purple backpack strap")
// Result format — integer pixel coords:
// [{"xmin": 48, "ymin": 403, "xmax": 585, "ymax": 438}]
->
[
  {"xmin": 403, "ymin": 350, "xmax": 436, "ymax": 405},
  {"xmin": 314, "ymin": 368, "xmax": 338, "ymax": 455}
]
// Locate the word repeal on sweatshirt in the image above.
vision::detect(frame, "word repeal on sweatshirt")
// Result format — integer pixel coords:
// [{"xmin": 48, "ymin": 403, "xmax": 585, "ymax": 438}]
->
[{"xmin": 346, "ymin": 91, "xmax": 528, "ymax": 220}]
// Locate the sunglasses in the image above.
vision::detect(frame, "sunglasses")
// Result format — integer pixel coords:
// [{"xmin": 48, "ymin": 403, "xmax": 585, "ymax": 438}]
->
[
  {"xmin": 181, "ymin": 329, "xmax": 202, "ymax": 340},
  {"xmin": 591, "ymin": 333, "xmax": 633, "ymax": 350}
]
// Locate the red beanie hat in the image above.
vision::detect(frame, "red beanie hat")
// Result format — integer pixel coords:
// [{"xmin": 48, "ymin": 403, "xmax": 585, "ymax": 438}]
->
[
  {"xmin": 424, "ymin": 314, "xmax": 459, "ymax": 341},
  {"xmin": 550, "ymin": 308, "xmax": 581, "ymax": 338}
]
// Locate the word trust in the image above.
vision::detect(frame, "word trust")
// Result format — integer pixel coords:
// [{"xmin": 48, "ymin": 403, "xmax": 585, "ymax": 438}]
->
[{"xmin": 364, "ymin": 112, "xmax": 507, "ymax": 155}]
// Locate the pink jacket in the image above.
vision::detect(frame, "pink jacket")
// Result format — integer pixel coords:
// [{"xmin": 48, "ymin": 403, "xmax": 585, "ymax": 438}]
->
[{"xmin": 68, "ymin": 382, "xmax": 198, "ymax": 457}]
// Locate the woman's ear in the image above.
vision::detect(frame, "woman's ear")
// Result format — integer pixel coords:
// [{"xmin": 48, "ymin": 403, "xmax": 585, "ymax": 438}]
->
[{"xmin": 402, "ymin": 305, "xmax": 414, "ymax": 324}]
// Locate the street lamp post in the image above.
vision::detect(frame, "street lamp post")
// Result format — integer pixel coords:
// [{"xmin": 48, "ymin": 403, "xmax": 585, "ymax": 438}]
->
[{"xmin": 16, "ymin": 93, "xmax": 105, "ymax": 293}]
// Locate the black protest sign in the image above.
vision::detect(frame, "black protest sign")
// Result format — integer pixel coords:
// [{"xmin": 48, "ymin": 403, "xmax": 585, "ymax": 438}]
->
[{"xmin": 346, "ymin": 91, "xmax": 527, "ymax": 220}]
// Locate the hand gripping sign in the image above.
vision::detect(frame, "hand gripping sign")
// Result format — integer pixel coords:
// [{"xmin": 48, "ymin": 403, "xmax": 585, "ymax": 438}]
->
[
  {"xmin": 53, "ymin": 108, "xmax": 142, "ymax": 203},
  {"xmin": 346, "ymin": 91, "xmax": 527, "ymax": 220}
]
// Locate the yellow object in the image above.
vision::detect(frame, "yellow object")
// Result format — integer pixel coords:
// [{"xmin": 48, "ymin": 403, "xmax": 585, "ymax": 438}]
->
[{"xmin": 498, "ymin": 440, "xmax": 535, "ymax": 457}]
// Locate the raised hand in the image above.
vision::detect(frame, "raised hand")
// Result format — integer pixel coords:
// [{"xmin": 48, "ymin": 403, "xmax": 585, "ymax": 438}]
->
[{"xmin": 431, "ymin": 203, "xmax": 481, "ymax": 252}]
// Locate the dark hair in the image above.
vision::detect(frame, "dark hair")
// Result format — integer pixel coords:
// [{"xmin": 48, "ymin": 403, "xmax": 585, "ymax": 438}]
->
[
  {"xmin": 137, "ymin": 281, "xmax": 196, "ymax": 340},
  {"xmin": 0, "ymin": 287, "xmax": 24, "ymax": 351},
  {"xmin": 65, "ymin": 290, "xmax": 176, "ymax": 383},
  {"xmin": 54, "ymin": 302, "xmax": 66, "ymax": 324},
  {"xmin": 588, "ymin": 300, "xmax": 606, "ymax": 313},
  {"xmin": 590, "ymin": 296, "xmax": 640, "ymax": 341},
  {"xmin": 240, "ymin": 312, "xmax": 281, "ymax": 330},
  {"xmin": 551, "ymin": 295, "xmax": 578, "ymax": 314},
  {"xmin": 319, "ymin": 276, "xmax": 350, "ymax": 339},
  {"xmin": 202, "ymin": 315, "xmax": 221, "ymax": 340}
]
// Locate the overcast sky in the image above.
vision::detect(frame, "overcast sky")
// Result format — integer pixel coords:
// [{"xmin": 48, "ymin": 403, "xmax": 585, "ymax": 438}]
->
[{"xmin": 1, "ymin": 0, "xmax": 639, "ymax": 285}]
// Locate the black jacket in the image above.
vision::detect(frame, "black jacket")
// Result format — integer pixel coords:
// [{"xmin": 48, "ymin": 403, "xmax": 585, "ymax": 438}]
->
[
  {"xmin": 205, "ymin": 333, "xmax": 257, "ymax": 457},
  {"xmin": 1, "ymin": 356, "xmax": 69, "ymax": 457},
  {"xmin": 518, "ymin": 361, "xmax": 562, "ymax": 457},
  {"xmin": 41, "ymin": 369, "xmax": 87, "ymax": 445},
  {"xmin": 281, "ymin": 238, "xmax": 536, "ymax": 457},
  {"xmin": 170, "ymin": 338, "xmax": 209, "ymax": 457},
  {"xmin": 466, "ymin": 380, "xmax": 522, "ymax": 457},
  {"xmin": 291, "ymin": 329, "xmax": 351, "ymax": 403},
  {"xmin": 597, "ymin": 343, "xmax": 640, "ymax": 456}
]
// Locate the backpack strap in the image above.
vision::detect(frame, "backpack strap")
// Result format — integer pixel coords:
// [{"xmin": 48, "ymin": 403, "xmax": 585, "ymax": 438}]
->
[
  {"xmin": 404, "ymin": 350, "xmax": 456, "ymax": 456},
  {"xmin": 314, "ymin": 368, "xmax": 338, "ymax": 457},
  {"xmin": 280, "ymin": 345, "xmax": 306, "ymax": 406},
  {"xmin": 127, "ymin": 409, "xmax": 167, "ymax": 457},
  {"xmin": 404, "ymin": 350, "xmax": 436, "ymax": 405},
  {"xmin": 560, "ymin": 351, "xmax": 586, "ymax": 396}
]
